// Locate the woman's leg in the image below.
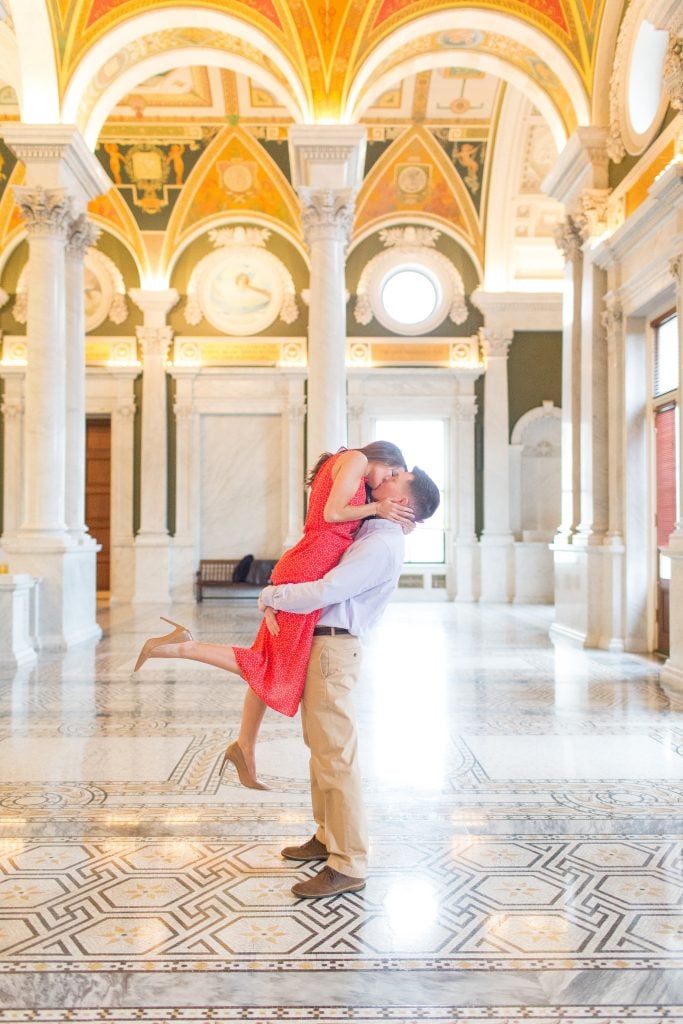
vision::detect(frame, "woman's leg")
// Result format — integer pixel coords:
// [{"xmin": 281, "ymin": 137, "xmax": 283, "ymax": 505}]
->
[
  {"xmin": 236, "ymin": 686, "xmax": 268, "ymax": 780},
  {"xmin": 150, "ymin": 639, "xmax": 243, "ymax": 675}
]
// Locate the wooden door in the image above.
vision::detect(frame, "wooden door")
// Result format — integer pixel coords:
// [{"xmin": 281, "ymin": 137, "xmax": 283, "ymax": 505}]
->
[
  {"xmin": 85, "ymin": 419, "xmax": 111, "ymax": 592},
  {"xmin": 654, "ymin": 404, "xmax": 676, "ymax": 655}
]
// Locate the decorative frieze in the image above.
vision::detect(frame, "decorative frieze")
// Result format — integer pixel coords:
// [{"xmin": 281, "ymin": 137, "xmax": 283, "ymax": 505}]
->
[
  {"xmin": 554, "ymin": 216, "xmax": 584, "ymax": 262},
  {"xmin": 12, "ymin": 186, "xmax": 73, "ymax": 238}
]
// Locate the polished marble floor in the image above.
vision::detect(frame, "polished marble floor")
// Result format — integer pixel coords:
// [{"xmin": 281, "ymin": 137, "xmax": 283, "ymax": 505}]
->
[{"xmin": 0, "ymin": 600, "xmax": 682, "ymax": 1023}]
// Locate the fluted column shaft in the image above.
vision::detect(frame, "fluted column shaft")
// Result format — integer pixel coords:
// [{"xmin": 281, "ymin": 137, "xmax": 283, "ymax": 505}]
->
[
  {"xmin": 65, "ymin": 214, "xmax": 100, "ymax": 538},
  {"xmin": 14, "ymin": 187, "xmax": 73, "ymax": 537},
  {"xmin": 300, "ymin": 189, "xmax": 354, "ymax": 461}
]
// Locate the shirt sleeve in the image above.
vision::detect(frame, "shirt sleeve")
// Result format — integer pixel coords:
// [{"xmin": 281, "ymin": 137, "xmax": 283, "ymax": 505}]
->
[{"xmin": 259, "ymin": 534, "xmax": 395, "ymax": 614}]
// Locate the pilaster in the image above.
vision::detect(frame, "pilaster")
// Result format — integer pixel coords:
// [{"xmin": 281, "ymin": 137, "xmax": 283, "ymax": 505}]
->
[
  {"xmin": 108, "ymin": 370, "xmax": 139, "ymax": 604},
  {"xmin": 129, "ymin": 289, "xmax": 178, "ymax": 604},
  {"xmin": 0, "ymin": 370, "xmax": 25, "ymax": 545},
  {"xmin": 479, "ymin": 326, "xmax": 514, "ymax": 602},
  {"xmin": 453, "ymin": 378, "xmax": 480, "ymax": 602},
  {"xmin": 662, "ymin": 252, "xmax": 683, "ymax": 696},
  {"xmin": 169, "ymin": 369, "xmax": 198, "ymax": 602}
]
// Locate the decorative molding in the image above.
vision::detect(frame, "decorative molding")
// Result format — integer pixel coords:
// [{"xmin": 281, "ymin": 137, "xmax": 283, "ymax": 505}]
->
[
  {"xmin": 379, "ymin": 226, "xmax": 440, "ymax": 249},
  {"xmin": 455, "ymin": 395, "xmax": 478, "ymax": 423},
  {"xmin": 113, "ymin": 402, "xmax": 137, "ymax": 421},
  {"xmin": 450, "ymin": 337, "xmax": 481, "ymax": 368},
  {"xmin": 12, "ymin": 293, "xmax": 27, "ymax": 325},
  {"xmin": 2, "ymin": 124, "xmax": 112, "ymax": 202},
  {"xmin": 355, "ymin": 245, "xmax": 467, "ymax": 333},
  {"xmin": 553, "ymin": 216, "xmax": 584, "ymax": 262},
  {"xmin": 663, "ymin": 36, "xmax": 683, "ymax": 110},
  {"xmin": 288, "ymin": 126, "xmax": 367, "ymax": 192},
  {"xmin": 542, "ymin": 128, "xmax": 608, "ymax": 206},
  {"xmin": 649, "ymin": 0, "xmax": 683, "ymax": 38},
  {"xmin": 0, "ymin": 396, "xmax": 24, "ymax": 420},
  {"xmin": 670, "ymin": 253, "xmax": 683, "ymax": 286},
  {"xmin": 601, "ymin": 295, "xmax": 624, "ymax": 338},
  {"xmin": 298, "ymin": 187, "xmax": 356, "ymax": 247},
  {"xmin": 66, "ymin": 214, "xmax": 101, "ymax": 259},
  {"xmin": 510, "ymin": 400, "xmax": 562, "ymax": 446},
  {"xmin": 12, "ymin": 186, "xmax": 73, "ymax": 238},
  {"xmin": 346, "ymin": 340, "xmax": 372, "ymax": 367},
  {"xmin": 208, "ymin": 226, "xmax": 270, "ymax": 249},
  {"xmin": 0, "ymin": 287, "xmax": 8, "ymax": 310}
]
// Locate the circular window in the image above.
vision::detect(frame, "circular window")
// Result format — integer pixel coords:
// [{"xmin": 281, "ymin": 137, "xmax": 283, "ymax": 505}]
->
[
  {"xmin": 381, "ymin": 267, "xmax": 439, "ymax": 326},
  {"xmin": 626, "ymin": 20, "xmax": 669, "ymax": 146}
]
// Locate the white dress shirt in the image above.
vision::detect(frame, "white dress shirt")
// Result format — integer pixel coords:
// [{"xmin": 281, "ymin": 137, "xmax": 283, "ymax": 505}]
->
[{"xmin": 259, "ymin": 519, "xmax": 405, "ymax": 636}]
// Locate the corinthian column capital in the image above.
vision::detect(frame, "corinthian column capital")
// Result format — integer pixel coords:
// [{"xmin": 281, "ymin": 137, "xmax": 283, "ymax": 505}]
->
[
  {"xmin": 136, "ymin": 325, "xmax": 174, "ymax": 361},
  {"xmin": 575, "ymin": 188, "xmax": 611, "ymax": 240},
  {"xmin": 298, "ymin": 187, "xmax": 356, "ymax": 247},
  {"xmin": 479, "ymin": 326, "xmax": 513, "ymax": 359},
  {"xmin": 601, "ymin": 295, "xmax": 623, "ymax": 339},
  {"xmin": 554, "ymin": 215, "xmax": 584, "ymax": 262},
  {"xmin": 13, "ymin": 186, "xmax": 73, "ymax": 239},
  {"xmin": 66, "ymin": 213, "xmax": 101, "ymax": 259}
]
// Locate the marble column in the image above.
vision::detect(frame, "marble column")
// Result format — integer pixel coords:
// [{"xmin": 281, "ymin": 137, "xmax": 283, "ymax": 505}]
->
[
  {"xmin": 662, "ymin": 254, "xmax": 683, "ymax": 694},
  {"xmin": 169, "ymin": 368, "xmax": 198, "ymax": 602},
  {"xmin": 299, "ymin": 188, "xmax": 354, "ymax": 461},
  {"xmin": 65, "ymin": 213, "xmax": 100, "ymax": 541},
  {"xmin": 600, "ymin": 293, "xmax": 626, "ymax": 650},
  {"xmin": 288, "ymin": 126, "xmax": 366, "ymax": 467},
  {"xmin": 129, "ymin": 289, "xmax": 178, "ymax": 604},
  {"xmin": 454, "ymin": 378, "xmax": 480, "ymax": 601},
  {"xmin": 1, "ymin": 125, "xmax": 111, "ymax": 650},
  {"xmin": 479, "ymin": 328, "xmax": 514, "ymax": 601},
  {"xmin": 108, "ymin": 371, "xmax": 138, "ymax": 604},
  {"xmin": 0, "ymin": 370, "xmax": 24, "ymax": 547},
  {"xmin": 553, "ymin": 215, "xmax": 584, "ymax": 542}
]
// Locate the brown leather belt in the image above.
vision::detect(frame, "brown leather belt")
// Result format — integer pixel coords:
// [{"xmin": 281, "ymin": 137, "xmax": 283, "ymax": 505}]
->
[{"xmin": 312, "ymin": 626, "xmax": 352, "ymax": 636}]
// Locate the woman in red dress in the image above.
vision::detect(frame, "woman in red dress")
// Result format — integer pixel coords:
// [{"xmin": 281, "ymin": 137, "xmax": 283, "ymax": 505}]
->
[{"xmin": 134, "ymin": 441, "xmax": 413, "ymax": 788}]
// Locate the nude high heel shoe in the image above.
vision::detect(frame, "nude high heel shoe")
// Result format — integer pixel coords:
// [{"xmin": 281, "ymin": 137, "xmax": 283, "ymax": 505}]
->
[
  {"xmin": 219, "ymin": 741, "xmax": 270, "ymax": 791},
  {"xmin": 134, "ymin": 617, "xmax": 193, "ymax": 671}
]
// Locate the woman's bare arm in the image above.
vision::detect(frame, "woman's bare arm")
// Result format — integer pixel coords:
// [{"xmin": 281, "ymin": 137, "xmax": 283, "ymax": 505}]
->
[{"xmin": 323, "ymin": 450, "xmax": 374, "ymax": 522}]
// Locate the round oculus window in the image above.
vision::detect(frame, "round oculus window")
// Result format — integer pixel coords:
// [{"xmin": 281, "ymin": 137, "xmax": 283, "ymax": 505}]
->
[
  {"xmin": 627, "ymin": 20, "xmax": 668, "ymax": 138},
  {"xmin": 380, "ymin": 267, "xmax": 440, "ymax": 327}
]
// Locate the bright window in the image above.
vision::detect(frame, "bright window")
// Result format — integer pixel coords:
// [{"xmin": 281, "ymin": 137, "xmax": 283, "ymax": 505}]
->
[
  {"xmin": 381, "ymin": 267, "xmax": 439, "ymax": 326},
  {"xmin": 374, "ymin": 418, "xmax": 446, "ymax": 563},
  {"xmin": 654, "ymin": 315, "xmax": 679, "ymax": 397},
  {"xmin": 627, "ymin": 21, "xmax": 668, "ymax": 137}
]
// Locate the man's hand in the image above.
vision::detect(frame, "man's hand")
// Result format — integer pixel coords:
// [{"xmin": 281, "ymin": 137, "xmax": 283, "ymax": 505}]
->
[
  {"xmin": 264, "ymin": 606, "xmax": 280, "ymax": 636},
  {"xmin": 375, "ymin": 498, "xmax": 414, "ymax": 523}
]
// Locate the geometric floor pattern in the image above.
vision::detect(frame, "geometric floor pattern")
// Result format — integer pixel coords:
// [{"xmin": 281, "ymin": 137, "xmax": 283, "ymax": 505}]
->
[{"xmin": 0, "ymin": 600, "xmax": 682, "ymax": 1022}]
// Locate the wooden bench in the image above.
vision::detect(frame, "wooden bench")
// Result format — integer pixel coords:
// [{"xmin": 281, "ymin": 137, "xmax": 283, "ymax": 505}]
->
[{"xmin": 195, "ymin": 558, "xmax": 277, "ymax": 602}]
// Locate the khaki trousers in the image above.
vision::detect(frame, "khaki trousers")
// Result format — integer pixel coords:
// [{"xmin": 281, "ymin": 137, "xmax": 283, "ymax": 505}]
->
[{"xmin": 300, "ymin": 635, "xmax": 368, "ymax": 878}]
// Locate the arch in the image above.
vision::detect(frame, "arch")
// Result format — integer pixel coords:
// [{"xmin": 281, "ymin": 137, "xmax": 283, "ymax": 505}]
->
[
  {"xmin": 345, "ymin": 9, "xmax": 590, "ymax": 138},
  {"xmin": 5, "ymin": 0, "xmax": 59, "ymax": 122},
  {"xmin": 62, "ymin": 8, "xmax": 309, "ymax": 147},
  {"xmin": 591, "ymin": 0, "xmax": 627, "ymax": 126},
  {"xmin": 511, "ymin": 400, "xmax": 562, "ymax": 445}
]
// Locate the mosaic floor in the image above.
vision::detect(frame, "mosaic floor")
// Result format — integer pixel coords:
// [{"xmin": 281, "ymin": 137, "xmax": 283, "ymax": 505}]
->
[{"xmin": 0, "ymin": 600, "xmax": 681, "ymax": 1022}]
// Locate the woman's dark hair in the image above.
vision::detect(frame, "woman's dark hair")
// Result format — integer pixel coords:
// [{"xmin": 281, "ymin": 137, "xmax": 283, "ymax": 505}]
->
[
  {"xmin": 306, "ymin": 441, "xmax": 406, "ymax": 486},
  {"xmin": 405, "ymin": 466, "xmax": 441, "ymax": 522}
]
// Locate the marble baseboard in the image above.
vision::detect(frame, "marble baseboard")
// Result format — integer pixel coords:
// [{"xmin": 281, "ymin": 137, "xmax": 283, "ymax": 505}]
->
[{"xmin": 0, "ymin": 1009, "xmax": 681, "ymax": 1023}]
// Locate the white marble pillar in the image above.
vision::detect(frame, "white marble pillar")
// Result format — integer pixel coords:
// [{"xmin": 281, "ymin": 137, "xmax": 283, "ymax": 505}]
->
[
  {"xmin": 662, "ymin": 254, "xmax": 683, "ymax": 694},
  {"xmin": 454, "ymin": 378, "xmax": 480, "ymax": 601},
  {"xmin": 129, "ymin": 289, "xmax": 178, "ymax": 604},
  {"xmin": 288, "ymin": 126, "xmax": 366, "ymax": 467},
  {"xmin": 65, "ymin": 213, "xmax": 100, "ymax": 540},
  {"xmin": 0, "ymin": 370, "xmax": 24, "ymax": 545},
  {"xmin": 1, "ymin": 125, "xmax": 111, "ymax": 650},
  {"xmin": 600, "ymin": 293, "xmax": 626, "ymax": 650},
  {"xmin": 169, "ymin": 368, "xmax": 198, "ymax": 602},
  {"xmin": 299, "ymin": 188, "xmax": 354, "ymax": 461},
  {"xmin": 553, "ymin": 216, "xmax": 584, "ymax": 542},
  {"xmin": 479, "ymin": 328, "xmax": 514, "ymax": 601},
  {"xmin": 108, "ymin": 370, "xmax": 138, "ymax": 604}
]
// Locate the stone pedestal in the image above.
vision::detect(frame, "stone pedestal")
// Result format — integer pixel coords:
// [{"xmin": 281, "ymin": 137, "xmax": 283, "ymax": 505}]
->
[
  {"xmin": 0, "ymin": 574, "xmax": 37, "ymax": 673},
  {"xmin": 288, "ymin": 126, "xmax": 366, "ymax": 465}
]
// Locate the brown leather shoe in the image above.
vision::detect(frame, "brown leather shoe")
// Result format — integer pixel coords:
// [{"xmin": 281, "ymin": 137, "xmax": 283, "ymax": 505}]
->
[
  {"xmin": 281, "ymin": 836, "xmax": 328, "ymax": 861},
  {"xmin": 291, "ymin": 865, "xmax": 365, "ymax": 898}
]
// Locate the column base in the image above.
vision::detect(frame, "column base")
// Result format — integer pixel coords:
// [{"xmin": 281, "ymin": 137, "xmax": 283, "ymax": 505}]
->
[
  {"xmin": 3, "ymin": 536, "xmax": 102, "ymax": 651},
  {"xmin": 453, "ymin": 538, "xmax": 479, "ymax": 602},
  {"xmin": 134, "ymin": 534, "xmax": 171, "ymax": 603},
  {"xmin": 549, "ymin": 539, "xmax": 623, "ymax": 650},
  {"xmin": 110, "ymin": 538, "xmax": 136, "ymax": 604},
  {"xmin": 479, "ymin": 534, "xmax": 514, "ymax": 602}
]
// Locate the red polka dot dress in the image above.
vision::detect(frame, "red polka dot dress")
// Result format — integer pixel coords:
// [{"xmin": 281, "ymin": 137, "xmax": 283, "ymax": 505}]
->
[{"xmin": 233, "ymin": 453, "xmax": 367, "ymax": 717}]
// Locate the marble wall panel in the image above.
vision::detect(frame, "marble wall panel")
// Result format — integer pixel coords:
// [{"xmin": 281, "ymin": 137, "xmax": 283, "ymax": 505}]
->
[{"xmin": 199, "ymin": 414, "xmax": 282, "ymax": 560}]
